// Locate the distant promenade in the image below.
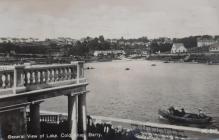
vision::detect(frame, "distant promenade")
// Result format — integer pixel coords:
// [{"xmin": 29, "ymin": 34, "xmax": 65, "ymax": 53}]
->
[{"xmin": 147, "ymin": 52, "xmax": 219, "ymax": 64}]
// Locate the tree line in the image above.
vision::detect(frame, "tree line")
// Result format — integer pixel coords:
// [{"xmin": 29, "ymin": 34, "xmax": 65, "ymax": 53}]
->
[{"xmin": 0, "ymin": 35, "xmax": 218, "ymax": 56}]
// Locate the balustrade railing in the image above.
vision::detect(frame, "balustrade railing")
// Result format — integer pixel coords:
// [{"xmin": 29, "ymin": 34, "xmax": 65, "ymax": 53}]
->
[
  {"xmin": 24, "ymin": 64, "xmax": 77, "ymax": 86},
  {"xmin": 0, "ymin": 69, "xmax": 14, "ymax": 89},
  {"xmin": 0, "ymin": 61, "xmax": 86, "ymax": 94},
  {"xmin": 39, "ymin": 115, "xmax": 61, "ymax": 124},
  {"xmin": 26, "ymin": 112, "xmax": 66, "ymax": 124}
]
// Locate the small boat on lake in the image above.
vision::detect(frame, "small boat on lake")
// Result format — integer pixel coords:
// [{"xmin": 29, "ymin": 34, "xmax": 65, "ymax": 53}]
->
[
  {"xmin": 86, "ymin": 66, "xmax": 95, "ymax": 70},
  {"xmin": 151, "ymin": 64, "xmax": 156, "ymax": 66},
  {"xmin": 158, "ymin": 108, "xmax": 212, "ymax": 125},
  {"xmin": 163, "ymin": 61, "xmax": 170, "ymax": 63},
  {"xmin": 125, "ymin": 68, "xmax": 130, "ymax": 70}
]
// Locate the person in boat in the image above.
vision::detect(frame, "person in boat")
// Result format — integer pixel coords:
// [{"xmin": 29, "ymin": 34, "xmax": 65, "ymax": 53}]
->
[
  {"xmin": 174, "ymin": 108, "xmax": 181, "ymax": 116},
  {"xmin": 198, "ymin": 109, "xmax": 205, "ymax": 118},
  {"xmin": 168, "ymin": 106, "xmax": 185, "ymax": 116},
  {"xmin": 180, "ymin": 108, "xmax": 185, "ymax": 116},
  {"xmin": 168, "ymin": 106, "xmax": 179, "ymax": 115},
  {"xmin": 168, "ymin": 106, "xmax": 175, "ymax": 115}
]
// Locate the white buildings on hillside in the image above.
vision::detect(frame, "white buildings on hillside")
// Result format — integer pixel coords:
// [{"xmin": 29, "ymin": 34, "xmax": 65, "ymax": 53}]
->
[
  {"xmin": 0, "ymin": 37, "xmax": 39, "ymax": 43},
  {"xmin": 209, "ymin": 42, "xmax": 219, "ymax": 52},
  {"xmin": 171, "ymin": 43, "xmax": 187, "ymax": 53},
  {"xmin": 93, "ymin": 50, "xmax": 125, "ymax": 56},
  {"xmin": 197, "ymin": 38, "xmax": 217, "ymax": 47}
]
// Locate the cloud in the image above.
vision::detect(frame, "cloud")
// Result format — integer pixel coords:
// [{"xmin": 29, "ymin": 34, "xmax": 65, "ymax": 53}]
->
[{"xmin": 0, "ymin": 0, "xmax": 218, "ymax": 39}]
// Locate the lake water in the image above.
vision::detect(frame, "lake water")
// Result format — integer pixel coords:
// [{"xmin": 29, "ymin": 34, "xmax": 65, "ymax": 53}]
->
[{"xmin": 41, "ymin": 60, "xmax": 219, "ymax": 126}]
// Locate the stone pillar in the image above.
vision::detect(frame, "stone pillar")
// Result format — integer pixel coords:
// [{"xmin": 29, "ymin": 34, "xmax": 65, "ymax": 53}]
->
[
  {"xmin": 68, "ymin": 95, "xmax": 78, "ymax": 140},
  {"xmin": 78, "ymin": 62, "xmax": 84, "ymax": 79},
  {"xmin": 22, "ymin": 107, "xmax": 28, "ymax": 140},
  {"xmin": 77, "ymin": 63, "xmax": 80, "ymax": 84},
  {"xmin": 29, "ymin": 102, "xmax": 41, "ymax": 139},
  {"xmin": 13, "ymin": 65, "xmax": 25, "ymax": 94},
  {"xmin": 78, "ymin": 94, "xmax": 87, "ymax": 140},
  {"xmin": 71, "ymin": 61, "xmax": 80, "ymax": 84}
]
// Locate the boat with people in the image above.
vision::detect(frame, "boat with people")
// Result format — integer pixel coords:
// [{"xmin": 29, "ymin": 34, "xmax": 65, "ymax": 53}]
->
[
  {"xmin": 86, "ymin": 66, "xmax": 95, "ymax": 70},
  {"xmin": 158, "ymin": 107, "xmax": 212, "ymax": 125}
]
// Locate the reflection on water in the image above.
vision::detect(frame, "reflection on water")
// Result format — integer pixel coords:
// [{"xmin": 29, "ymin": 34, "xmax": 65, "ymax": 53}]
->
[{"xmin": 42, "ymin": 60, "xmax": 219, "ymax": 127}]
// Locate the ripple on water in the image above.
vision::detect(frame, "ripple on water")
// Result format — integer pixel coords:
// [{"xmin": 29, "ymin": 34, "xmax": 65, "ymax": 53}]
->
[{"xmin": 42, "ymin": 60, "xmax": 219, "ymax": 127}]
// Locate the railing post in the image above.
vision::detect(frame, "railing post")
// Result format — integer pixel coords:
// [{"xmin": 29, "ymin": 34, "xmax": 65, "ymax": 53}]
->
[
  {"xmin": 71, "ymin": 61, "xmax": 80, "ymax": 84},
  {"xmin": 13, "ymin": 65, "xmax": 25, "ymax": 94},
  {"xmin": 79, "ymin": 62, "xmax": 84, "ymax": 79},
  {"xmin": 77, "ymin": 62, "xmax": 80, "ymax": 84}
]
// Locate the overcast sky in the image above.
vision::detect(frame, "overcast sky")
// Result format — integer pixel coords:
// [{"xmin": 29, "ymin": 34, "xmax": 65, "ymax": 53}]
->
[{"xmin": 0, "ymin": 0, "xmax": 219, "ymax": 39}]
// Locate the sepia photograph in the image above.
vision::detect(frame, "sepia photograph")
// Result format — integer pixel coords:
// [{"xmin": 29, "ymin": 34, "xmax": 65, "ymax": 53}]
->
[{"xmin": 0, "ymin": 0, "xmax": 219, "ymax": 140}]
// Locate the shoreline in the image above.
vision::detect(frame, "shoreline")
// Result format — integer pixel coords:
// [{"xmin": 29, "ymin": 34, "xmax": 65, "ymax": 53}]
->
[{"xmin": 85, "ymin": 58, "xmax": 219, "ymax": 66}]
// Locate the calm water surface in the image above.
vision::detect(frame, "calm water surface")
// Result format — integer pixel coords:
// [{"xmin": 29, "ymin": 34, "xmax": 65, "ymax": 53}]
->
[{"xmin": 42, "ymin": 60, "xmax": 219, "ymax": 125}]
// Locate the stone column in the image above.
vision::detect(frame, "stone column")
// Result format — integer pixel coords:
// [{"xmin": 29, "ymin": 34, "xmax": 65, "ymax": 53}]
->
[
  {"xmin": 29, "ymin": 102, "xmax": 41, "ymax": 139},
  {"xmin": 13, "ymin": 65, "xmax": 25, "ymax": 94},
  {"xmin": 78, "ymin": 93, "xmax": 87, "ymax": 140},
  {"xmin": 77, "ymin": 63, "xmax": 80, "ymax": 84},
  {"xmin": 70, "ymin": 61, "xmax": 80, "ymax": 84},
  {"xmin": 22, "ymin": 107, "xmax": 28, "ymax": 140},
  {"xmin": 68, "ymin": 95, "xmax": 78, "ymax": 140}
]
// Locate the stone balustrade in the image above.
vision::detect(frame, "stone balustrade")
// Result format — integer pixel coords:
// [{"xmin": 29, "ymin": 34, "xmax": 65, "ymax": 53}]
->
[
  {"xmin": 0, "ymin": 61, "xmax": 86, "ymax": 94},
  {"xmin": 24, "ymin": 64, "xmax": 77, "ymax": 85},
  {"xmin": 26, "ymin": 111, "xmax": 66, "ymax": 124},
  {"xmin": 0, "ymin": 69, "xmax": 14, "ymax": 89},
  {"xmin": 39, "ymin": 115, "xmax": 61, "ymax": 124}
]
